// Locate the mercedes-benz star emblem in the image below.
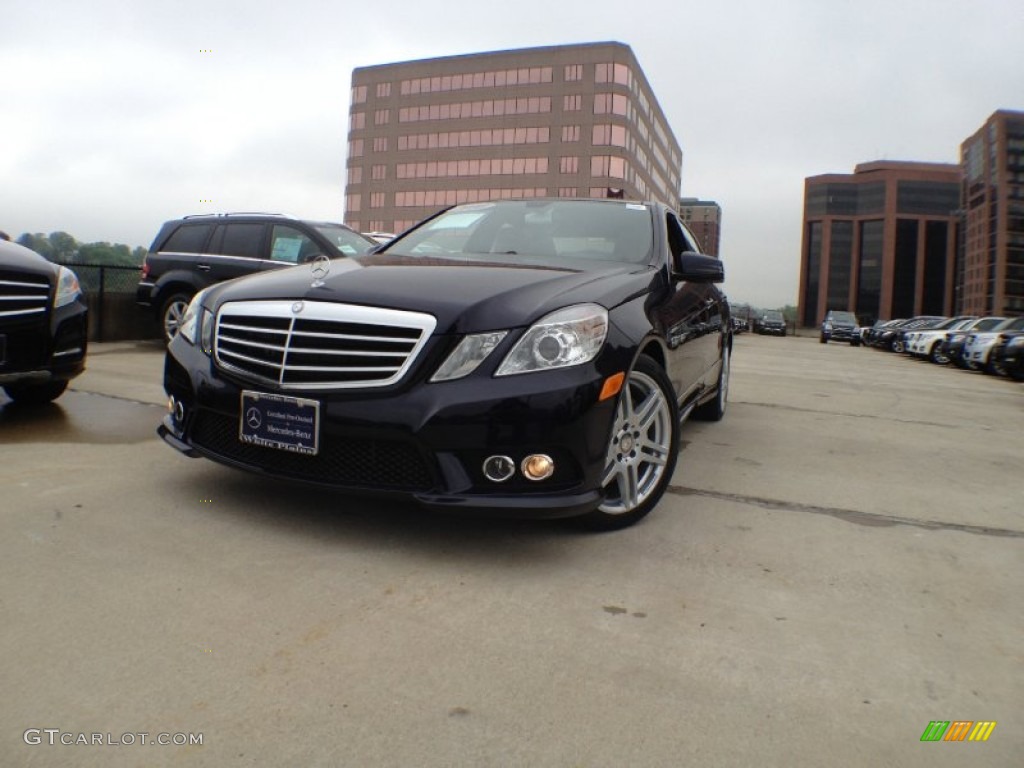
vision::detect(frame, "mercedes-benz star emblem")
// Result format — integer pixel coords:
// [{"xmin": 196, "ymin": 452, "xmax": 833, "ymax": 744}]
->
[
  {"xmin": 246, "ymin": 407, "xmax": 262, "ymax": 429},
  {"xmin": 310, "ymin": 254, "xmax": 331, "ymax": 288},
  {"xmin": 291, "ymin": 301, "xmax": 304, "ymax": 314}
]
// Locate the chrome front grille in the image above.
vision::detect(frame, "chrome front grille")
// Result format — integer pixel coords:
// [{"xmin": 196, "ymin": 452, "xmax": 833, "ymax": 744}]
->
[
  {"xmin": 0, "ymin": 273, "xmax": 50, "ymax": 319},
  {"xmin": 214, "ymin": 300, "xmax": 436, "ymax": 390}
]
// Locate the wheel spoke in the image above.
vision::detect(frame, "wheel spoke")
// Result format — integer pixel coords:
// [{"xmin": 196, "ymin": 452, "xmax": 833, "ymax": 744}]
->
[
  {"xmin": 619, "ymin": 462, "xmax": 639, "ymax": 510},
  {"xmin": 635, "ymin": 390, "xmax": 663, "ymax": 431}
]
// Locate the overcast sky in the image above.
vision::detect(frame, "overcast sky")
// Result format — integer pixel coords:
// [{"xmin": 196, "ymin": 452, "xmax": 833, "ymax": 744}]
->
[{"xmin": 1, "ymin": 0, "xmax": 1020, "ymax": 307}]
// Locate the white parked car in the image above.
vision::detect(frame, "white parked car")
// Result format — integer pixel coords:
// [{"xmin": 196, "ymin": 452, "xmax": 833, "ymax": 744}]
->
[
  {"xmin": 962, "ymin": 316, "xmax": 1024, "ymax": 372},
  {"xmin": 905, "ymin": 316, "xmax": 976, "ymax": 363}
]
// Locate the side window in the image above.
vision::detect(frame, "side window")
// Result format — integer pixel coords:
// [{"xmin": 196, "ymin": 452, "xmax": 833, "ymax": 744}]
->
[
  {"xmin": 208, "ymin": 223, "xmax": 265, "ymax": 258},
  {"xmin": 270, "ymin": 226, "xmax": 320, "ymax": 264},
  {"xmin": 161, "ymin": 224, "xmax": 212, "ymax": 254}
]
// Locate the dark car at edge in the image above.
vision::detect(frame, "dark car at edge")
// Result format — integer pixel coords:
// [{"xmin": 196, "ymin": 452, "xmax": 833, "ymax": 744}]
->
[
  {"xmin": 158, "ymin": 199, "xmax": 731, "ymax": 529},
  {"xmin": 0, "ymin": 239, "xmax": 88, "ymax": 405}
]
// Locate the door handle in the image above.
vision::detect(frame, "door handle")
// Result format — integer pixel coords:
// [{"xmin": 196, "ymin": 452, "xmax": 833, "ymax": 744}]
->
[{"xmin": 196, "ymin": 264, "xmax": 212, "ymax": 271}]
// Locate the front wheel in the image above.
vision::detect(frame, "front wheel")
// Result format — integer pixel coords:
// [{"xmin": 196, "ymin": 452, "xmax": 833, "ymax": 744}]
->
[
  {"xmin": 161, "ymin": 292, "xmax": 193, "ymax": 344},
  {"xmin": 577, "ymin": 356, "xmax": 679, "ymax": 531}
]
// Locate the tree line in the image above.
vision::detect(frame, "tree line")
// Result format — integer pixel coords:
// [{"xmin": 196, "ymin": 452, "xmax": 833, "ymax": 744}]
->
[{"xmin": 12, "ymin": 232, "xmax": 146, "ymax": 267}]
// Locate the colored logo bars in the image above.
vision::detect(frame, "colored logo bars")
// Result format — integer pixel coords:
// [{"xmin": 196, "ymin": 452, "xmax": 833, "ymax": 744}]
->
[{"xmin": 920, "ymin": 721, "xmax": 997, "ymax": 742}]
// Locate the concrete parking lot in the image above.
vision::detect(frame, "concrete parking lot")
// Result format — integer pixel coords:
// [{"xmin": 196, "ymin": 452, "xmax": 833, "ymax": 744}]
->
[{"xmin": 2, "ymin": 335, "xmax": 1021, "ymax": 767}]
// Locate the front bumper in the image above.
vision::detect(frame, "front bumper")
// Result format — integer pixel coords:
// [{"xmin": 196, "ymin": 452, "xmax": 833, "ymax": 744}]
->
[
  {"xmin": 0, "ymin": 304, "xmax": 88, "ymax": 386},
  {"xmin": 159, "ymin": 335, "xmax": 624, "ymax": 518}
]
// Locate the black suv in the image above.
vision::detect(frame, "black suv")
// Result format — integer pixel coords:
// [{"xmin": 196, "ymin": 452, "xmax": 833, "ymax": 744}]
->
[
  {"xmin": 137, "ymin": 214, "xmax": 377, "ymax": 341},
  {"xmin": 756, "ymin": 310, "xmax": 787, "ymax": 336},
  {"xmin": 820, "ymin": 310, "xmax": 860, "ymax": 345},
  {"xmin": 0, "ymin": 239, "xmax": 88, "ymax": 405}
]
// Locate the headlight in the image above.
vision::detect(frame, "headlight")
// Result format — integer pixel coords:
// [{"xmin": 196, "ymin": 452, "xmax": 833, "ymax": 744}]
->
[
  {"xmin": 53, "ymin": 266, "xmax": 81, "ymax": 308},
  {"xmin": 431, "ymin": 331, "xmax": 508, "ymax": 382},
  {"xmin": 823, "ymin": 322, "xmax": 832, "ymax": 331},
  {"xmin": 495, "ymin": 304, "xmax": 607, "ymax": 376},
  {"xmin": 177, "ymin": 289, "xmax": 209, "ymax": 346}
]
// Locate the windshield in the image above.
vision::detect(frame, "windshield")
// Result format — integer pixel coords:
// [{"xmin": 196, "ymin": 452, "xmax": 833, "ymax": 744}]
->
[
  {"xmin": 764, "ymin": 311, "xmax": 784, "ymax": 322},
  {"xmin": 382, "ymin": 200, "xmax": 654, "ymax": 270},
  {"xmin": 828, "ymin": 311, "xmax": 857, "ymax": 324},
  {"xmin": 314, "ymin": 225, "xmax": 376, "ymax": 256}
]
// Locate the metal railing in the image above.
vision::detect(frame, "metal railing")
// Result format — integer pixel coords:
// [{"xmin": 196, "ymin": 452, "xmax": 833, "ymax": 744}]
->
[{"xmin": 56, "ymin": 262, "xmax": 156, "ymax": 342}]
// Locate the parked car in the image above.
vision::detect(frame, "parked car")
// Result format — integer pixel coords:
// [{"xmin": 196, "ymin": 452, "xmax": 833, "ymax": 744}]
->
[
  {"xmin": 992, "ymin": 332, "xmax": 1024, "ymax": 381},
  {"xmin": 820, "ymin": 310, "xmax": 860, "ymax": 345},
  {"xmin": 874, "ymin": 316, "xmax": 946, "ymax": 352},
  {"xmin": 862, "ymin": 319, "xmax": 898, "ymax": 346},
  {"xmin": 962, "ymin": 316, "xmax": 1024, "ymax": 372},
  {"xmin": 730, "ymin": 316, "xmax": 748, "ymax": 334},
  {"xmin": 904, "ymin": 316, "xmax": 976, "ymax": 363},
  {"xmin": 941, "ymin": 317, "xmax": 1006, "ymax": 368},
  {"xmin": 157, "ymin": 199, "xmax": 731, "ymax": 530},
  {"xmin": 137, "ymin": 213, "xmax": 378, "ymax": 342},
  {"xmin": 0, "ymin": 239, "xmax": 88, "ymax": 404},
  {"xmin": 756, "ymin": 310, "xmax": 786, "ymax": 336}
]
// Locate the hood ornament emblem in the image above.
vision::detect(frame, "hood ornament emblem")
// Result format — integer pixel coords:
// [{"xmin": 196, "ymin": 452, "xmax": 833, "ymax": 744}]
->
[
  {"xmin": 310, "ymin": 254, "xmax": 330, "ymax": 288},
  {"xmin": 291, "ymin": 301, "xmax": 304, "ymax": 314}
]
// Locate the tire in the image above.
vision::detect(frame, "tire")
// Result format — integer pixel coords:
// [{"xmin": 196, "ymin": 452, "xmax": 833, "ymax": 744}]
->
[
  {"xmin": 929, "ymin": 343, "xmax": 949, "ymax": 365},
  {"xmin": 160, "ymin": 292, "xmax": 193, "ymax": 343},
  {"xmin": 577, "ymin": 356, "xmax": 679, "ymax": 531},
  {"xmin": 890, "ymin": 339, "xmax": 904, "ymax": 353},
  {"xmin": 850, "ymin": 339, "xmax": 860, "ymax": 347},
  {"xmin": 694, "ymin": 344, "xmax": 730, "ymax": 422},
  {"xmin": 3, "ymin": 380, "xmax": 68, "ymax": 405},
  {"xmin": 820, "ymin": 335, "xmax": 827, "ymax": 344}
]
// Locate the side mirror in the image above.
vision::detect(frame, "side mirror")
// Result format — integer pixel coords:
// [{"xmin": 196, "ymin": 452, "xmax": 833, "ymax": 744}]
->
[{"xmin": 675, "ymin": 251, "xmax": 724, "ymax": 283}]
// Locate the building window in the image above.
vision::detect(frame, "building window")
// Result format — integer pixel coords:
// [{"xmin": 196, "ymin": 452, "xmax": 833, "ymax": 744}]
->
[
  {"xmin": 591, "ymin": 156, "xmax": 627, "ymax": 179},
  {"xmin": 374, "ymin": 109, "xmax": 390, "ymax": 125},
  {"xmin": 398, "ymin": 127, "xmax": 550, "ymax": 150},
  {"xmin": 594, "ymin": 93, "xmax": 629, "ymax": 116},
  {"xmin": 561, "ymin": 125, "xmax": 580, "ymax": 142},
  {"xmin": 346, "ymin": 194, "xmax": 361, "ymax": 213},
  {"xmin": 559, "ymin": 157, "xmax": 579, "ymax": 174},
  {"xmin": 350, "ymin": 85, "xmax": 367, "ymax": 104},
  {"xmin": 372, "ymin": 137, "xmax": 388, "ymax": 152},
  {"xmin": 347, "ymin": 166, "xmax": 362, "ymax": 185},
  {"xmin": 592, "ymin": 124, "xmax": 627, "ymax": 147},
  {"xmin": 371, "ymin": 164, "xmax": 386, "ymax": 181},
  {"xmin": 370, "ymin": 192, "xmax": 385, "ymax": 209},
  {"xmin": 564, "ymin": 64, "xmax": 583, "ymax": 81},
  {"xmin": 563, "ymin": 94, "xmax": 582, "ymax": 112},
  {"xmin": 558, "ymin": 187, "xmax": 577, "ymax": 197},
  {"xmin": 595, "ymin": 63, "xmax": 631, "ymax": 86},
  {"xmin": 349, "ymin": 112, "xmax": 365, "ymax": 131},
  {"xmin": 376, "ymin": 82, "xmax": 391, "ymax": 98},
  {"xmin": 348, "ymin": 139, "xmax": 363, "ymax": 158}
]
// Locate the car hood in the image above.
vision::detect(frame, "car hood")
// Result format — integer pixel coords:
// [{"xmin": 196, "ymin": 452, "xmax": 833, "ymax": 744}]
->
[
  {"xmin": 205, "ymin": 256, "xmax": 658, "ymax": 334},
  {"xmin": 0, "ymin": 240, "xmax": 58, "ymax": 279}
]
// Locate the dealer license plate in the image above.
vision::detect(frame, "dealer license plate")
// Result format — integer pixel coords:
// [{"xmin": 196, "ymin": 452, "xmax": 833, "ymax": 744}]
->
[{"xmin": 239, "ymin": 391, "xmax": 319, "ymax": 455}]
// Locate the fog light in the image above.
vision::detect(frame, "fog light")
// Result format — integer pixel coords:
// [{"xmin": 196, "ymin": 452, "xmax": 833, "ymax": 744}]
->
[
  {"xmin": 175, "ymin": 401, "xmax": 185, "ymax": 423},
  {"xmin": 167, "ymin": 396, "xmax": 175, "ymax": 415},
  {"xmin": 521, "ymin": 454, "xmax": 554, "ymax": 481},
  {"xmin": 482, "ymin": 455, "xmax": 515, "ymax": 483}
]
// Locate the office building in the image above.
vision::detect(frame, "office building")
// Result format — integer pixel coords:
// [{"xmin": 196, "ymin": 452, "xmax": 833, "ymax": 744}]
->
[
  {"xmin": 678, "ymin": 197, "xmax": 721, "ymax": 257},
  {"xmin": 959, "ymin": 109, "xmax": 1024, "ymax": 316},
  {"xmin": 344, "ymin": 42, "xmax": 682, "ymax": 233},
  {"xmin": 798, "ymin": 161, "xmax": 960, "ymax": 326}
]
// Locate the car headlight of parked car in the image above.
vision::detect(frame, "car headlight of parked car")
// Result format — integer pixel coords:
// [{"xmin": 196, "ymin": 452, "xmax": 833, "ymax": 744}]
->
[
  {"xmin": 54, "ymin": 266, "xmax": 82, "ymax": 308},
  {"xmin": 495, "ymin": 304, "xmax": 608, "ymax": 376},
  {"xmin": 177, "ymin": 289, "xmax": 211, "ymax": 348}
]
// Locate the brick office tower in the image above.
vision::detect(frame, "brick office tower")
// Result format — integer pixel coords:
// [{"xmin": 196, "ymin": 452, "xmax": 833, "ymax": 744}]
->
[
  {"xmin": 678, "ymin": 197, "xmax": 721, "ymax": 257},
  {"xmin": 959, "ymin": 110, "xmax": 1024, "ymax": 317},
  {"xmin": 344, "ymin": 42, "xmax": 682, "ymax": 234},
  {"xmin": 798, "ymin": 161, "xmax": 960, "ymax": 327}
]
